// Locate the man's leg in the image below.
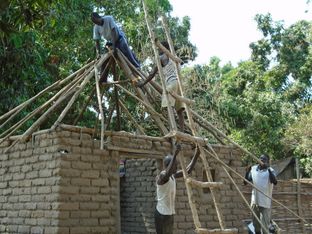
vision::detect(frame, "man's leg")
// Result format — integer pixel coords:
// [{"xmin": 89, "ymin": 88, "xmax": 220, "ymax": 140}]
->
[
  {"xmin": 163, "ymin": 214, "xmax": 174, "ymax": 234},
  {"xmin": 155, "ymin": 209, "xmax": 164, "ymax": 234},
  {"xmin": 117, "ymin": 38, "xmax": 140, "ymax": 68},
  {"xmin": 155, "ymin": 209, "xmax": 174, "ymax": 234},
  {"xmin": 252, "ymin": 204, "xmax": 261, "ymax": 234},
  {"xmin": 260, "ymin": 207, "xmax": 271, "ymax": 234}
]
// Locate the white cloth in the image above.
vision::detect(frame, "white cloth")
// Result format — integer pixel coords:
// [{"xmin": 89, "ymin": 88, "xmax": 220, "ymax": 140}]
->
[
  {"xmin": 250, "ymin": 165, "xmax": 275, "ymax": 208},
  {"xmin": 156, "ymin": 176, "xmax": 176, "ymax": 215}
]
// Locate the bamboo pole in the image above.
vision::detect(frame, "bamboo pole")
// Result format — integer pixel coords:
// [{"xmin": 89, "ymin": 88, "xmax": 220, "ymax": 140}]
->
[
  {"xmin": 0, "ymin": 67, "xmax": 87, "ymax": 143},
  {"xmin": 142, "ymin": 1, "xmax": 176, "ymax": 131},
  {"xmin": 0, "ymin": 60, "xmax": 95, "ymax": 123},
  {"xmin": 73, "ymin": 86, "xmax": 96, "ymax": 126},
  {"xmin": 4, "ymin": 88, "xmax": 77, "ymax": 153},
  {"xmin": 190, "ymin": 109, "xmax": 261, "ymax": 165},
  {"xmin": 114, "ymin": 49, "xmax": 168, "ymax": 134},
  {"xmin": 296, "ymin": 158, "xmax": 306, "ymax": 233},
  {"xmin": 155, "ymin": 38, "xmax": 183, "ymax": 64},
  {"xmin": 118, "ymin": 99, "xmax": 145, "ymax": 135},
  {"xmin": 105, "ymin": 103, "xmax": 115, "ymax": 131},
  {"xmin": 116, "ymin": 84, "xmax": 166, "ymax": 122},
  {"xmin": 112, "ymin": 62, "xmax": 121, "ymax": 131},
  {"xmin": 51, "ymin": 66, "xmax": 95, "ymax": 130},
  {"xmin": 202, "ymin": 147, "xmax": 308, "ymax": 224},
  {"xmin": 94, "ymin": 65, "xmax": 105, "ymax": 149}
]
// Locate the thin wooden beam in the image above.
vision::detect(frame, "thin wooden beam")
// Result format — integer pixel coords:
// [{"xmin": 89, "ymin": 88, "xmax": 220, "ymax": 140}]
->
[
  {"xmin": 0, "ymin": 60, "xmax": 95, "ymax": 123},
  {"xmin": 118, "ymin": 99, "xmax": 145, "ymax": 135},
  {"xmin": 114, "ymin": 49, "xmax": 168, "ymax": 134},
  {"xmin": 94, "ymin": 65, "xmax": 105, "ymax": 149}
]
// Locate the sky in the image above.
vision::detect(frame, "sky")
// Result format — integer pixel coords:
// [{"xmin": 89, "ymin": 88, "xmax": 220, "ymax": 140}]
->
[{"xmin": 169, "ymin": 0, "xmax": 311, "ymax": 66}]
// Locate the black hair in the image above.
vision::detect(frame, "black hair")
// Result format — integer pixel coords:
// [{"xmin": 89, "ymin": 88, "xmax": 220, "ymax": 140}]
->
[
  {"xmin": 161, "ymin": 41, "xmax": 170, "ymax": 51},
  {"xmin": 164, "ymin": 155, "xmax": 173, "ymax": 167},
  {"xmin": 260, "ymin": 154, "xmax": 270, "ymax": 161},
  {"xmin": 91, "ymin": 12, "xmax": 101, "ymax": 19}
]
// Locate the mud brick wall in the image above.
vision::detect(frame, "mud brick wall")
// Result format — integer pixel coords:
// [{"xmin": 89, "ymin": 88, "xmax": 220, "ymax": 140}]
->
[
  {"xmin": 120, "ymin": 144, "xmax": 246, "ymax": 234},
  {"xmin": 0, "ymin": 129, "xmax": 119, "ymax": 234}
]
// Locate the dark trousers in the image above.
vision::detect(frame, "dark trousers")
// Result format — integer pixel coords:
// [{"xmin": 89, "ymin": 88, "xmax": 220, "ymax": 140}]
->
[
  {"xmin": 116, "ymin": 37, "xmax": 140, "ymax": 68},
  {"xmin": 154, "ymin": 209, "xmax": 174, "ymax": 234}
]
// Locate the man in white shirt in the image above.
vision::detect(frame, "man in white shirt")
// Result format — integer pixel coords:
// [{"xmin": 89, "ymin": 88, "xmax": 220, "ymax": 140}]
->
[
  {"xmin": 91, "ymin": 12, "xmax": 140, "ymax": 68},
  {"xmin": 155, "ymin": 144, "xmax": 199, "ymax": 234},
  {"xmin": 244, "ymin": 154, "xmax": 277, "ymax": 234}
]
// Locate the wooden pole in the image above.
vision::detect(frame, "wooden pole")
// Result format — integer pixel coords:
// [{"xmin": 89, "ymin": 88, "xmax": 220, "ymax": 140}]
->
[
  {"xmin": 114, "ymin": 49, "xmax": 168, "ymax": 134},
  {"xmin": 0, "ymin": 60, "xmax": 95, "ymax": 123},
  {"xmin": 94, "ymin": 65, "xmax": 105, "ymax": 149},
  {"xmin": 296, "ymin": 158, "xmax": 306, "ymax": 233},
  {"xmin": 51, "ymin": 66, "xmax": 95, "ymax": 130},
  {"xmin": 0, "ymin": 67, "xmax": 87, "ymax": 143},
  {"xmin": 142, "ymin": 1, "xmax": 177, "ymax": 131},
  {"xmin": 118, "ymin": 99, "xmax": 145, "ymax": 135},
  {"xmin": 73, "ymin": 86, "xmax": 96, "ymax": 126},
  {"xmin": 112, "ymin": 61, "xmax": 121, "ymax": 131},
  {"xmin": 202, "ymin": 147, "xmax": 308, "ymax": 223},
  {"xmin": 155, "ymin": 38, "xmax": 183, "ymax": 64},
  {"xmin": 116, "ymin": 84, "xmax": 166, "ymax": 122}
]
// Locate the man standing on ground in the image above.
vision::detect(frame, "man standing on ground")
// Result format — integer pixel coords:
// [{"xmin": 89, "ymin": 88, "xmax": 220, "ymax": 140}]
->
[
  {"xmin": 91, "ymin": 12, "xmax": 140, "ymax": 68},
  {"xmin": 155, "ymin": 144, "xmax": 199, "ymax": 234},
  {"xmin": 244, "ymin": 154, "xmax": 277, "ymax": 234}
]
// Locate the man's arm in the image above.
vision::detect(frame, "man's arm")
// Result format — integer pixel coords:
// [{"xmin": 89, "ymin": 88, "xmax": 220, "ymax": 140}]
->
[
  {"xmin": 174, "ymin": 146, "xmax": 200, "ymax": 179},
  {"xmin": 157, "ymin": 144, "xmax": 181, "ymax": 185},
  {"xmin": 268, "ymin": 168, "xmax": 277, "ymax": 185},
  {"xmin": 244, "ymin": 165, "xmax": 252, "ymax": 185},
  {"xmin": 95, "ymin": 40, "xmax": 101, "ymax": 57},
  {"xmin": 138, "ymin": 66, "xmax": 158, "ymax": 87}
]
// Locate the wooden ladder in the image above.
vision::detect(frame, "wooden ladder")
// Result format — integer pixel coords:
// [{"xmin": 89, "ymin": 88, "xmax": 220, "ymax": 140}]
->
[
  {"xmin": 142, "ymin": 2, "xmax": 238, "ymax": 233},
  {"xmin": 178, "ymin": 144, "xmax": 238, "ymax": 234}
]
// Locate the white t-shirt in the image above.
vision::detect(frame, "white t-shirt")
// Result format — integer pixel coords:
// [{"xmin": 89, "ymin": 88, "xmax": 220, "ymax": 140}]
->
[
  {"xmin": 250, "ymin": 165, "xmax": 275, "ymax": 208},
  {"xmin": 156, "ymin": 176, "xmax": 176, "ymax": 215},
  {"xmin": 93, "ymin": 16, "xmax": 122, "ymax": 42}
]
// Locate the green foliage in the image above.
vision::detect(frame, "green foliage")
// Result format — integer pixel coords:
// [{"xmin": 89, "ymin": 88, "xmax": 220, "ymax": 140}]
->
[{"xmin": 283, "ymin": 105, "xmax": 312, "ymax": 176}]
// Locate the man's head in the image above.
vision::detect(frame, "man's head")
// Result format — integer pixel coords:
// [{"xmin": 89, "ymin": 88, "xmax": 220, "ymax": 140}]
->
[
  {"xmin": 163, "ymin": 154, "xmax": 177, "ymax": 172},
  {"xmin": 91, "ymin": 12, "xmax": 103, "ymax": 25},
  {"xmin": 259, "ymin": 154, "xmax": 270, "ymax": 169}
]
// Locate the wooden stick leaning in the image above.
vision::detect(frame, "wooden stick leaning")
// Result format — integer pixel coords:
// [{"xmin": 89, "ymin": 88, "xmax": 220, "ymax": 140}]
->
[
  {"xmin": 94, "ymin": 65, "xmax": 106, "ymax": 149},
  {"xmin": 190, "ymin": 109, "xmax": 261, "ymax": 164},
  {"xmin": 142, "ymin": 3, "xmax": 176, "ymax": 131},
  {"xmin": 112, "ymin": 60, "xmax": 121, "ymax": 131},
  {"xmin": 161, "ymin": 13, "xmax": 226, "ymax": 230},
  {"xmin": 0, "ymin": 60, "xmax": 95, "ymax": 123},
  {"xmin": 118, "ymin": 99, "xmax": 145, "ymax": 135},
  {"xmin": 4, "ymin": 87, "xmax": 77, "ymax": 153},
  {"xmin": 202, "ymin": 146, "xmax": 308, "ymax": 224},
  {"xmin": 73, "ymin": 86, "xmax": 96, "ymax": 126},
  {"xmin": 0, "ymin": 66, "xmax": 88, "ymax": 144},
  {"xmin": 115, "ymin": 84, "xmax": 166, "ymax": 122},
  {"xmin": 50, "ymin": 65, "xmax": 97, "ymax": 130},
  {"xmin": 114, "ymin": 49, "xmax": 168, "ymax": 134}
]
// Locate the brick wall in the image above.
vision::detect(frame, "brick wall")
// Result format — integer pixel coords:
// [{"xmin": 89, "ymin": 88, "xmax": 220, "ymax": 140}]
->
[
  {"xmin": 1, "ymin": 126, "xmax": 310, "ymax": 234},
  {"xmin": 0, "ymin": 129, "xmax": 119, "ymax": 234},
  {"xmin": 120, "ymin": 145, "xmax": 246, "ymax": 234}
]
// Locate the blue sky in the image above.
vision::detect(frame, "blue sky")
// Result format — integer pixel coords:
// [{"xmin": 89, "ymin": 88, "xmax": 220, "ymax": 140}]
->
[{"xmin": 169, "ymin": 0, "xmax": 311, "ymax": 66}]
